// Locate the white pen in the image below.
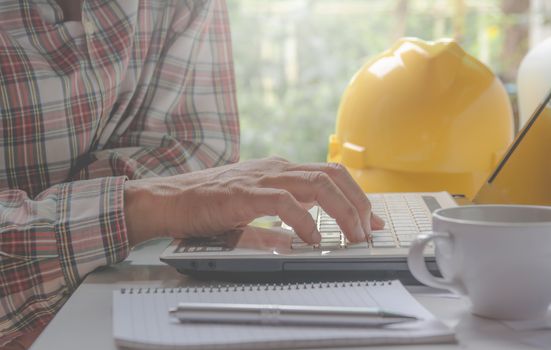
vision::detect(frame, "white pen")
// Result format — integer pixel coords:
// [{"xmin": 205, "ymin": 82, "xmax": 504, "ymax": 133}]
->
[{"xmin": 168, "ymin": 303, "xmax": 417, "ymax": 327}]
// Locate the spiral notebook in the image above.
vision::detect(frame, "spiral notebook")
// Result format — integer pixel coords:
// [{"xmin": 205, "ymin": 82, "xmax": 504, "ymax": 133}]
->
[{"xmin": 113, "ymin": 280, "xmax": 455, "ymax": 349}]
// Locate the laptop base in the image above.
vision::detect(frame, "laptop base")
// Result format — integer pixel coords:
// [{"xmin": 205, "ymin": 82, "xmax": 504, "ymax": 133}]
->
[{"xmin": 162, "ymin": 257, "xmax": 441, "ymax": 285}]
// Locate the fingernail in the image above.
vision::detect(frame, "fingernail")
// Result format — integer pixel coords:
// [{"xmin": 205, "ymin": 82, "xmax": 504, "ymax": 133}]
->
[
  {"xmin": 355, "ymin": 223, "xmax": 366, "ymax": 241},
  {"xmin": 371, "ymin": 213, "xmax": 385, "ymax": 228},
  {"xmin": 362, "ymin": 220, "xmax": 372, "ymax": 240},
  {"xmin": 311, "ymin": 229, "xmax": 321, "ymax": 243}
]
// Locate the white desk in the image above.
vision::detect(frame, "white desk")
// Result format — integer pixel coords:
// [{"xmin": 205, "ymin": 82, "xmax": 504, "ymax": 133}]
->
[{"xmin": 30, "ymin": 238, "xmax": 551, "ymax": 350}]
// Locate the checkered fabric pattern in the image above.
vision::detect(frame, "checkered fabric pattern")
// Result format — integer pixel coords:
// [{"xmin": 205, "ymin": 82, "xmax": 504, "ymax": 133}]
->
[{"xmin": 0, "ymin": 0, "xmax": 239, "ymax": 346}]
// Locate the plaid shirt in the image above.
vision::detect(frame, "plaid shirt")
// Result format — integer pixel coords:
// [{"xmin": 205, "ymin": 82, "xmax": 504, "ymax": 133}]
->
[{"xmin": 0, "ymin": 0, "xmax": 239, "ymax": 346}]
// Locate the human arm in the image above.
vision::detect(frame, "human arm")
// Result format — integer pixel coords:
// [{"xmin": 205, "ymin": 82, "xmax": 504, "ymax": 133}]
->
[{"xmin": 0, "ymin": 177, "xmax": 128, "ymax": 347}]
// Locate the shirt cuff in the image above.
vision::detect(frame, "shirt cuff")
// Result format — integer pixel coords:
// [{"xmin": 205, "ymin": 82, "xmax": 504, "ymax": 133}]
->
[{"xmin": 55, "ymin": 176, "xmax": 130, "ymax": 289}]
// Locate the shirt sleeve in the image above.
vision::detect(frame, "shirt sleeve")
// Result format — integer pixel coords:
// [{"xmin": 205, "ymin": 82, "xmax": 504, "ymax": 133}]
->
[
  {"xmin": 0, "ymin": 176, "xmax": 128, "ymax": 347},
  {"xmin": 72, "ymin": 0, "xmax": 240, "ymax": 181}
]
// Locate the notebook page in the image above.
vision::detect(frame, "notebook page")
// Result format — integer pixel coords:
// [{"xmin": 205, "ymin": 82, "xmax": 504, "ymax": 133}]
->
[{"xmin": 113, "ymin": 281, "xmax": 454, "ymax": 350}]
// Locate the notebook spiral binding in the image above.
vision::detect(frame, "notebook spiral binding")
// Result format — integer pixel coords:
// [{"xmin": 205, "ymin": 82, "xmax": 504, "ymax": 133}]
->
[{"xmin": 120, "ymin": 280, "xmax": 394, "ymax": 294}]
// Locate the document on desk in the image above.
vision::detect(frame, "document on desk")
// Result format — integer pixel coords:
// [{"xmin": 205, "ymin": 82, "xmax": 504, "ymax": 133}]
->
[{"xmin": 112, "ymin": 280, "xmax": 455, "ymax": 350}]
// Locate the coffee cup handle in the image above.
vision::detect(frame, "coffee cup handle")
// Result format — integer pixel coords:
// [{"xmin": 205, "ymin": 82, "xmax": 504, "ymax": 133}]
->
[{"xmin": 408, "ymin": 232, "xmax": 464, "ymax": 292}]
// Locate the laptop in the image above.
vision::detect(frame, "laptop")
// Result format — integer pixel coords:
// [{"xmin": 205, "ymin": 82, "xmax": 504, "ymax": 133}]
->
[{"xmin": 160, "ymin": 90, "xmax": 551, "ymax": 282}]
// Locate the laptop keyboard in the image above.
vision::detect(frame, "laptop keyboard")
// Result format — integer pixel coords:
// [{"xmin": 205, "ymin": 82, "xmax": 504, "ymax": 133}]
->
[{"xmin": 291, "ymin": 194, "xmax": 436, "ymax": 250}]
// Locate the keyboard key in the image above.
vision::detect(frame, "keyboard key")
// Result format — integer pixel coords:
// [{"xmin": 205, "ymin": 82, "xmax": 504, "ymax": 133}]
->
[
  {"xmin": 393, "ymin": 225, "xmax": 416, "ymax": 231},
  {"xmin": 320, "ymin": 226, "xmax": 341, "ymax": 231},
  {"xmin": 320, "ymin": 232, "xmax": 341, "ymax": 239},
  {"xmin": 317, "ymin": 242, "xmax": 343, "ymax": 249},
  {"xmin": 371, "ymin": 236, "xmax": 395, "ymax": 242},
  {"xmin": 393, "ymin": 230, "xmax": 418, "ymax": 235},
  {"xmin": 372, "ymin": 241, "xmax": 397, "ymax": 248},
  {"xmin": 372, "ymin": 232, "xmax": 393, "ymax": 237},
  {"xmin": 319, "ymin": 221, "xmax": 338, "ymax": 226},
  {"xmin": 392, "ymin": 223, "xmax": 416, "ymax": 228},
  {"xmin": 320, "ymin": 223, "xmax": 337, "ymax": 229},
  {"xmin": 391, "ymin": 213, "xmax": 413, "ymax": 217},
  {"xmin": 415, "ymin": 220, "xmax": 430, "ymax": 225},
  {"xmin": 312, "ymin": 193, "xmax": 439, "ymax": 252},
  {"xmin": 396, "ymin": 234, "xmax": 415, "ymax": 240},
  {"xmin": 392, "ymin": 219, "xmax": 412, "ymax": 224},
  {"xmin": 320, "ymin": 237, "xmax": 342, "ymax": 244},
  {"xmin": 346, "ymin": 242, "xmax": 369, "ymax": 249}
]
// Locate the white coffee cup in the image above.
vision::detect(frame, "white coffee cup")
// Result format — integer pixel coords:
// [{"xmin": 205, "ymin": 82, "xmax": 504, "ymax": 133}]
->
[{"xmin": 408, "ymin": 205, "xmax": 551, "ymax": 320}]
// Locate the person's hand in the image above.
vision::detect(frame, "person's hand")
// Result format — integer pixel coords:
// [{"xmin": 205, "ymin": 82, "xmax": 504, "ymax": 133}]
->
[{"xmin": 123, "ymin": 157, "xmax": 385, "ymax": 246}]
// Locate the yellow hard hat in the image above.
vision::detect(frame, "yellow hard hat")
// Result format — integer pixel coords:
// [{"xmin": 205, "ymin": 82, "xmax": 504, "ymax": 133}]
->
[{"xmin": 328, "ymin": 38, "xmax": 514, "ymax": 199}]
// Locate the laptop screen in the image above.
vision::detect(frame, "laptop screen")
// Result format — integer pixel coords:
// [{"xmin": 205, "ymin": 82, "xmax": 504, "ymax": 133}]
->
[{"xmin": 474, "ymin": 90, "xmax": 551, "ymax": 205}]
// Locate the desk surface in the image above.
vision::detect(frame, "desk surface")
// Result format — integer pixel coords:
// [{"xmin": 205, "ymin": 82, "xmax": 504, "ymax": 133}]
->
[{"xmin": 30, "ymin": 238, "xmax": 551, "ymax": 350}]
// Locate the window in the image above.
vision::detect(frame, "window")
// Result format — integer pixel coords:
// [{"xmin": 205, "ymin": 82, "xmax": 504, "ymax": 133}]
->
[{"xmin": 227, "ymin": 0, "xmax": 551, "ymax": 162}]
